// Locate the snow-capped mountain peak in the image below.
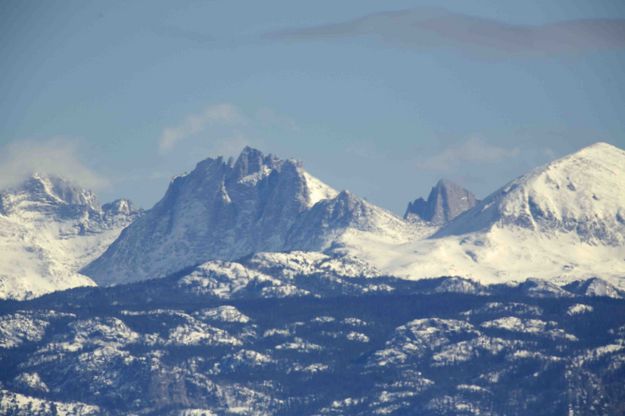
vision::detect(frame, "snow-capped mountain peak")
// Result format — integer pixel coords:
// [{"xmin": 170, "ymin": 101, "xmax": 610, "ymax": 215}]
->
[
  {"xmin": 331, "ymin": 142, "xmax": 625, "ymax": 286},
  {"xmin": 82, "ymin": 147, "xmax": 342, "ymax": 285},
  {"xmin": 0, "ymin": 174, "xmax": 141, "ymax": 299},
  {"xmin": 435, "ymin": 141, "xmax": 625, "ymax": 244},
  {"xmin": 0, "ymin": 174, "xmax": 100, "ymax": 217}
]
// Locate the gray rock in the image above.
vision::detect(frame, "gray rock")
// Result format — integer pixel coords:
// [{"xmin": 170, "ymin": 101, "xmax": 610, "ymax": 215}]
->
[
  {"xmin": 83, "ymin": 147, "xmax": 336, "ymax": 285},
  {"xmin": 404, "ymin": 179, "xmax": 477, "ymax": 224}
]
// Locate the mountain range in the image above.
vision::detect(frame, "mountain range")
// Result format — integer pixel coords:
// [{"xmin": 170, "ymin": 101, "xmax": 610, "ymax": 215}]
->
[
  {"xmin": 2, "ymin": 141, "xmax": 625, "ymax": 415},
  {"xmin": 1, "ymin": 142, "xmax": 624, "ymax": 299},
  {"xmin": 342, "ymin": 142, "xmax": 625, "ymax": 284}
]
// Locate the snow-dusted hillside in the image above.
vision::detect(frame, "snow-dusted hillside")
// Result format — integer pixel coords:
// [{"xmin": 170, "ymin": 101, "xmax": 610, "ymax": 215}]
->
[
  {"xmin": 2, "ymin": 275, "xmax": 624, "ymax": 415},
  {"xmin": 285, "ymin": 190, "xmax": 422, "ymax": 251},
  {"xmin": 0, "ymin": 174, "xmax": 141, "ymax": 299},
  {"xmin": 331, "ymin": 142, "xmax": 625, "ymax": 286},
  {"xmin": 84, "ymin": 147, "xmax": 419, "ymax": 286}
]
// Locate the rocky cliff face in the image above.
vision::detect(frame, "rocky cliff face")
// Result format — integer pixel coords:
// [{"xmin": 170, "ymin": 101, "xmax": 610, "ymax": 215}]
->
[
  {"xmin": 82, "ymin": 147, "xmax": 342, "ymax": 285},
  {"xmin": 84, "ymin": 147, "xmax": 418, "ymax": 286},
  {"xmin": 404, "ymin": 179, "xmax": 478, "ymax": 224}
]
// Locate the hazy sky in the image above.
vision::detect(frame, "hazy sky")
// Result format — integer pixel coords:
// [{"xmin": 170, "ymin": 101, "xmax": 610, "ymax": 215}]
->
[{"xmin": 2, "ymin": 0, "xmax": 625, "ymax": 213}]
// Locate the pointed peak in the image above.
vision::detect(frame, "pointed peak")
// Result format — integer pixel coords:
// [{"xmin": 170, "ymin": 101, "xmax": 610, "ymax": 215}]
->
[
  {"xmin": 405, "ymin": 179, "xmax": 477, "ymax": 224},
  {"xmin": 233, "ymin": 146, "xmax": 280, "ymax": 179},
  {"xmin": 434, "ymin": 178, "xmax": 465, "ymax": 190},
  {"xmin": 28, "ymin": 172, "xmax": 67, "ymax": 187},
  {"xmin": 336, "ymin": 190, "xmax": 361, "ymax": 203},
  {"xmin": 0, "ymin": 173, "xmax": 103, "ymax": 218},
  {"xmin": 435, "ymin": 178, "xmax": 454, "ymax": 188},
  {"xmin": 238, "ymin": 145, "xmax": 264, "ymax": 159}
]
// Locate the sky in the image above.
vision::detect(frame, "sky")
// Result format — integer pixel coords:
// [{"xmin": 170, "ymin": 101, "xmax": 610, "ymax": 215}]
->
[{"xmin": 1, "ymin": 0, "xmax": 625, "ymax": 214}]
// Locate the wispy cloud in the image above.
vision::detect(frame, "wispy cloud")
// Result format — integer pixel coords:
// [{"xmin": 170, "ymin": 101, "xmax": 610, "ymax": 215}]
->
[
  {"xmin": 265, "ymin": 7, "xmax": 625, "ymax": 56},
  {"xmin": 0, "ymin": 138, "xmax": 110, "ymax": 190},
  {"xmin": 158, "ymin": 103, "xmax": 244, "ymax": 153},
  {"xmin": 158, "ymin": 104, "xmax": 301, "ymax": 156},
  {"xmin": 417, "ymin": 138, "xmax": 520, "ymax": 172}
]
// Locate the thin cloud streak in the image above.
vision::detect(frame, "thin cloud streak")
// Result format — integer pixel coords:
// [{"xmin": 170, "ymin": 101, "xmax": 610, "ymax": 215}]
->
[
  {"xmin": 158, "ymin": 103, "xmax": 244, "ymax": 153},
  {"xmin": 265, "ymin": 7, "xmax": 625, "ymax": 56}
]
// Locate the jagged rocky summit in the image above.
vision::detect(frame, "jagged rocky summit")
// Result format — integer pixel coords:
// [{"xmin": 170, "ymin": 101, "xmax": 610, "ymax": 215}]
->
[
  {"xmin": 404, "ymin": 179, "xmax": 478, "ymax": 224},
  {"xmin": 83, "ymin": 147, "xmax": 413, "ymax": 285}
]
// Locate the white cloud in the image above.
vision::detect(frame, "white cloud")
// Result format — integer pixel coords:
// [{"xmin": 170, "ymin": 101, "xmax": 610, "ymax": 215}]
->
[
  {"xmin": 417, "ymin": 138, "xmax": 520, "ymax": 172},
  {"xmin": 0, "ymin": 137, "xmax": 110, "ymax": 191},
  {"xmin": 158, "ymin": 103, "xmax": 244, "ymax": 153}
]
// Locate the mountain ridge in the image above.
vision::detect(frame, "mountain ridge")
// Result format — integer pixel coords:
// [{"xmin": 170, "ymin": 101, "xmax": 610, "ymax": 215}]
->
[
  {"xmin": 314, "ymin": 142, "xmax": 625, "ymax": 286},
  {"xmin": 0, "ymin": 174, "xmax": 141, "ymax": 299},
  {"xmin": 2, "ymin": 141, "xmax": 625, "ymax": 299}
]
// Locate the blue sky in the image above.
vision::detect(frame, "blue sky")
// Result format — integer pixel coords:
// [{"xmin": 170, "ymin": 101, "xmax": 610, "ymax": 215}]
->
[{"xmin": 1, "ymin": 1, "xmax": 625, "ymax": 213}]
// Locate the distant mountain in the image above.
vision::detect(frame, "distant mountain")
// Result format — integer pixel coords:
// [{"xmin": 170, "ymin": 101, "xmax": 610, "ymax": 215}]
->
[
  {"xmin": 5, "ymin": 142, "xmax": 625, "ymax": 299},
  {"xmin": 84, "ymin": 147, "xmax": 420, "ymax": 286},
  {"xmin": 0, "ymin": 174, "xmax": 141, "ymax": 299},
  {"xmin": 341, "ymin": 143, "xmax": 625, "ymax": 286},
  {"xmin": 84, "ymin": 146, "xmax": 422, "ymax": 286},
  {"xmin": 83, "ymin": 147, "xmax": 345, "ymax": 285},
  {"xmin": 2, "ymin": 145, "xmax": 625, "ymax": 415},
  {"xmin": 435, "ymin": 142, "xmax": 625, "ymax": 243},
  {"xmin": 404, "ymin": 179, "xmax": 478, "ymax": 224}
]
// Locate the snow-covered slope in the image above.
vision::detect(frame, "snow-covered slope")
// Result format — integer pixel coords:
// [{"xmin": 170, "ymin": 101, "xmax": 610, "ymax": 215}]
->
[
  {"xmin": 285, "ymin": 190, "xmax": 420, "ymax": 251},
  {"xmin": 436, "ymin": 142, "xmax": 625, "ymax": 243},
  {"xmin": 0, "ymin": 174, "xmax": 141, "ymax": 299},
  {"xmin": 335, "ymin": 142, "xmax": 625, "ymax": 287}
]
